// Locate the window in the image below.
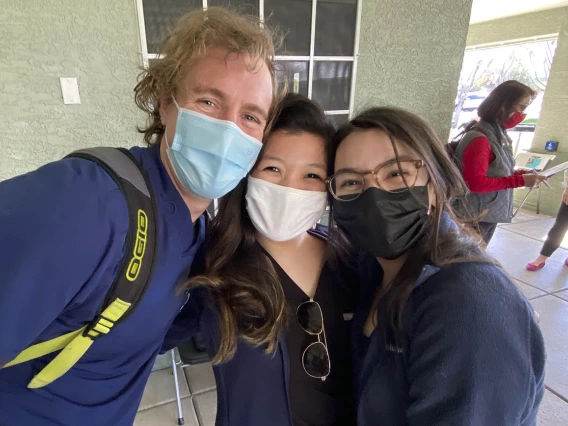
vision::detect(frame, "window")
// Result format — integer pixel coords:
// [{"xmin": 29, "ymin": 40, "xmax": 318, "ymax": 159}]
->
[
  {"xmin": 451, "ymin": 38, "xmax": 557, "ymax": 153},
  {"xmin": 135, "ymin": 0, "xmax": 361, "ymax": 119}
]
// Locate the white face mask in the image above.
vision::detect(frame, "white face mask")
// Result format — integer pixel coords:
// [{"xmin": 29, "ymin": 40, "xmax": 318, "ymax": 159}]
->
[{"xmin": 245, "ymin": 176, "xmax": 328, "ymax": 242}]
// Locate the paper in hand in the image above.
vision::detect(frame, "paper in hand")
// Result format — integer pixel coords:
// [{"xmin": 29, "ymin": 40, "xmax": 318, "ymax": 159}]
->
[{"xmin": 541, "ymin": 161, "xmax": 568, "ymax": 177}]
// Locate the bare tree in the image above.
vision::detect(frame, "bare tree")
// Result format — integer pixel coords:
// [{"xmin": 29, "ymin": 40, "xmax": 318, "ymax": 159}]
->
[
  {"xmin": 452, "ymin": 59, "xmax": 491, "ymax": 129},
  {"xmin": 495, "ymin": 53, "xmax": 518, "ymax": 85},
  {"xmin": 527, "ymin": 41, "xmax": 555, "ymax": 91}
]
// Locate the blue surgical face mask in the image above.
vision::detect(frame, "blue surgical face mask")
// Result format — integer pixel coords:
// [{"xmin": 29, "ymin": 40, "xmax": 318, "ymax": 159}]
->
[{"xmin": 166, "ymin": 96, "xmax": 263, "ymax": 199}]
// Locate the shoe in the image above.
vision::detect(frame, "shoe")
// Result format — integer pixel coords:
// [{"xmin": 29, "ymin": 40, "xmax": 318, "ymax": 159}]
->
[{"xmin": 526, "ymin": 262, "xmax": 545, "ymax": 271}]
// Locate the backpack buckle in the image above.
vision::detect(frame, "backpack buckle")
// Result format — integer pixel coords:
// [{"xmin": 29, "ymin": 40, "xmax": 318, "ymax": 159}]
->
[{"xmin": 82, "ymin": 314, "xmax": 116, "ymax": 341}]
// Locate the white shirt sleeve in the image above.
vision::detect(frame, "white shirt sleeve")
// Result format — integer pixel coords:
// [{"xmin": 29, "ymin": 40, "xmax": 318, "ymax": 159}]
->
[{"xmin": 562, "ymin": 170, "xmax": 568, "ymax": 189}]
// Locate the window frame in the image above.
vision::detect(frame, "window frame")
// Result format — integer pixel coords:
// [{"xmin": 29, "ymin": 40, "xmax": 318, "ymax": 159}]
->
[{"xmin": 135, "ymin": 0, "xmax": 362, "ymax": 118}]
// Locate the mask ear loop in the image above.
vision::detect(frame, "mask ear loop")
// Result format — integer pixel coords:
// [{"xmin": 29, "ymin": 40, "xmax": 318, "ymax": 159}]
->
[
  {"xmin": 171, "ymin": 94, "xmax": 180, "ymax": 110},
  {"xmin": 163, "ymin": 94, "xmax": 181, "ymax": 148},
  {"xmin": 164, "ymin": 130, "xmax": 172, "ymax": 149},
  {"xmin": 425, "ymin": 178, "xmax": 432, "ymax": 216}
]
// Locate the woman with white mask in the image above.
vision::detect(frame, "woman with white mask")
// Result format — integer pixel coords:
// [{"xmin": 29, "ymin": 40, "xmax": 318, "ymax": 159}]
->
[{"xmin": 184, "ymin": 93, "xmax": 357, "ymax": 426}]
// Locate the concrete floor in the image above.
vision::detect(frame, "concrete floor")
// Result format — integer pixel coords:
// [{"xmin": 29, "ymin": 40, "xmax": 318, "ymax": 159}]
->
[{"xmin": 135, "ymin": 209, "xmax": 568, "ymax": 425}]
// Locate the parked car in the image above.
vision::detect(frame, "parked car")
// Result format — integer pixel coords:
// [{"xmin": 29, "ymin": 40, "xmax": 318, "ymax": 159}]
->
[{"xmin": 461, "ymin": 91, "xmax": 487, "ymax": 111}]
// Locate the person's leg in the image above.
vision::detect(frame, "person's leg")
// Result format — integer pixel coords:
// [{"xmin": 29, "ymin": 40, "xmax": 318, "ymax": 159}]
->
[
  {"xmin": 527, "ymin": 202, "xmax": 568, "ymax": 270},
  {"xmin": 542, "ymin": 202, "xmax": 568, "ymax": 256},
  {"xmin": 477, "ymin": 221, "xmax": 498, "ymax": 245}
]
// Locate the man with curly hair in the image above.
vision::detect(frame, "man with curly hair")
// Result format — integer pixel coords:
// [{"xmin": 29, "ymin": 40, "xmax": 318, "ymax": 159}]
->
[{"xmin": 0, "ymin": 7, "xmax": 278, "ymax": 425}]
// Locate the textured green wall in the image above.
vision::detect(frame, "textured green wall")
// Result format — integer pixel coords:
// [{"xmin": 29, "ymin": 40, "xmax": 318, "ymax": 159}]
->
[
  {"xmin": 532, "ymin": 25, "xmax": 568, "ymax": 155},
  {"xmin": 513, "ymin": 23, "xmax": 568, "ymax": 216},
  {"xmin": 0, "ymin": 0, "xmax": 144, "ymax": 181},
  {"xmin": 354, "ymin": 0, "xmax": 473, "ymax": 142},
  {"xmin": 466, "ymin": 7, "xmax": 568, "ymax": 47}
]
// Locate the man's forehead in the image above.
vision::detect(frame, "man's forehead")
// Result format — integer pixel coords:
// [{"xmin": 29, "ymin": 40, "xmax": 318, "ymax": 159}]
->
[
  {"xmin": 190, "ymin": 47, "xmax": 267, "ymax": 73},
  {"xmin": 180, "ymin": 49, "xmax": 273, "ymax": 109},
  {"xmin": 183, "ymin": 51, "xmax": 269, "ymax": 87}
]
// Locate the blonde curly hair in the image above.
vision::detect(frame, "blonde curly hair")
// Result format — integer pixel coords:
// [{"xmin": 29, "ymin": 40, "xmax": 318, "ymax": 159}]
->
[{"xmin": 134, "ymin": 7, "xmax": 282, "ymax": 146}]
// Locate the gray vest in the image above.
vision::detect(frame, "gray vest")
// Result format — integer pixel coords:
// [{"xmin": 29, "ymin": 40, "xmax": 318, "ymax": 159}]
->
[{"xmin": 454, "ymin": 120, "xmax": 516, "ymax": 224}]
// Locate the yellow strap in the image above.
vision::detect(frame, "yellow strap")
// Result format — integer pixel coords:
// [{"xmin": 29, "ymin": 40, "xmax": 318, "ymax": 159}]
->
[
  {"xmin": 28, "ymin": 329, "xmax": 96, "ymax": 388},
  {"xmin": 3, "ymin": 326, "xmax": 88, "ymax": 368},
  {"xmin": 28, "ymin": 298, "xmax": 131, "ymax": 388},
  {"xmin": 4, "ymin": 298, "xmax": 131, "ymax": 388}
]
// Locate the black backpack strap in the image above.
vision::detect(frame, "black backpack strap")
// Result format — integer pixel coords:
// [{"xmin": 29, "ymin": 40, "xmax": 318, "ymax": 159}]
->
[
  {"xmin": 66, "ymin": 147, "xmax": 158, "ymax": 329},
  {"xmin": 3, "ymin": 147, "xmax": 160, "ymax": 389}
]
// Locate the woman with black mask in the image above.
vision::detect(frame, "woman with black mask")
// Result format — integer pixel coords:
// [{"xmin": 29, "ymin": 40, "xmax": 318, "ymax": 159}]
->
[{"xmin": 327, "ymin": 107, "xmax": 545, "ymax": 426}]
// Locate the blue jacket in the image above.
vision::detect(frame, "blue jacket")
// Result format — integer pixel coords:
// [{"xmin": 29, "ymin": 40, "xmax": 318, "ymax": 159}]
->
[
  {"xmin": 352, "ymin": 221, "xmax": 545, "ymax": 425},
  {"xmin": 175, "ymin": 225, "xmax": 356, "ymax": 426},
  {"xmin": 198, "ymin": 296, "xmax": 294, "ymax": 426},
  {"xmin": 165, "ymin": 288, "xmax": 294, "ymax": 426},
  {"xmin": 0, "ymin": 145, "xmax": 206, "ymax": 426}
]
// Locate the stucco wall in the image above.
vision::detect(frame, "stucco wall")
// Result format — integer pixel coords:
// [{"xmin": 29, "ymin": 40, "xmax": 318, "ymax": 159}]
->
[
  {"xmin": 467, "ymin": 7, "xmax": 568, "ymax": 47},
  {"xmin": 0, "ymin": 0, "xmax": 144, "ymax": 181},
  {"xmin": 354, "ymin": 0, "xmax": 473, "ymax": 142},
  {"xmin": 513, "ymin": 23, "xmax": 568, "ymax": 216},
  {"xmin": 532, "ymin": 25, "xmax": 568, "ymax": 155}
]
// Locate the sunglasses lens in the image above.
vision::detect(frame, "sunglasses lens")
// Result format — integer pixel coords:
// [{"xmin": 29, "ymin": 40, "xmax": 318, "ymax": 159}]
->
[
  {"xmin": 303, "ymin": 342, "xmax": 330, "ymax": 378},
  {"xmin": 297, "ymin": 301, "xmax": 323, "ymax": 334}
]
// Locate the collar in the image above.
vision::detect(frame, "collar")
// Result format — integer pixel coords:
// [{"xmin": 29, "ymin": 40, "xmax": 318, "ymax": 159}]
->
[
  {"xmin": 129, "ymin": 144, "xmax": 202, "ymax": 254},
  {"xmin": 475, "ymin": 120, "xmax": 511, "ymax": 146},
  {"xmin": 412, "ymin": 211, "xmax": 458, "ymax": 289},
  {"xmin": 129, "ymin": 144, "xmax": 185, "ymax": 208}
]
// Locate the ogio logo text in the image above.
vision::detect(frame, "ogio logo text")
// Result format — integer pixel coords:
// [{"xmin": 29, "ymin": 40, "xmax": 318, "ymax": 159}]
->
[{"xmin": 126, "ymin": 210, "xmax": 148, "ymax": 282}]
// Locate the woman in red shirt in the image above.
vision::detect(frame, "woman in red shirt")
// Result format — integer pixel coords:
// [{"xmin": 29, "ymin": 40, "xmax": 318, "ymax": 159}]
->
[{"xmin": 454, "ymin": 80, "xmax": 547, "ymax": 244}]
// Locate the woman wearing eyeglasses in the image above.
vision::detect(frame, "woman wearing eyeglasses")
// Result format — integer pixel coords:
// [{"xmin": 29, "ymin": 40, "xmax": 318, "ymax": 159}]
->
[
  {"xmin": 184, "ymin": 93, "xmax": 357, "ymax": 426},
  {"xmin": 327, "ymin": 107, "xmax": 545, "ymax": 425},
  {"xmin": 453, "ymin": 80, "xmax": 546, "ymax": 244}
]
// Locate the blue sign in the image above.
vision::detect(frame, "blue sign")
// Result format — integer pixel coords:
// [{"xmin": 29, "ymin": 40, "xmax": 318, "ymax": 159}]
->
[{"xmin": 545, "ymin": 141, "xmax": 559, "ymax": 152}]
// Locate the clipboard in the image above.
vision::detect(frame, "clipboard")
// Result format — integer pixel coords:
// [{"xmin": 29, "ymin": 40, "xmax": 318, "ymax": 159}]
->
[
  {"xmin": 513, "ymin": 152, "xmax": 556, "ymax": 217},
  {"xmin": 514, "ymin": 152, "xmax": 555, "ymax": 171},
  {"xmin": 540, "ymin": 160, "xmax": 568, "ymax": 178}
]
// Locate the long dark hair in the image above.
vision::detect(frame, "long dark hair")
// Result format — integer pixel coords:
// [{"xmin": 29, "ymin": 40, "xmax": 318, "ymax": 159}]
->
[
  {"xmin": 329, "ymin": 107, "xmax": 493, "ymax": 331},
  {"xmin": 458, "ymin": 80, "xmax": 536, "ymax": 137},
  {"xmin": 185, "ymin": 93, "xmax": 336, "ymax": 363}
]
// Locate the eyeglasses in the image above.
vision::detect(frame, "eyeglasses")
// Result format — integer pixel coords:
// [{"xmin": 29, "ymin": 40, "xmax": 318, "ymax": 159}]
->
[
  {"xmin": 518, "ymin": 103, "xmax": 530, "ymax": 111},
  {"xmin": 297, "ymin": 299, "xmax": 330, "ymax": 381},
  {"xmin": 326, "ymin": 159, "xmax": 424, "ymax": 202}
]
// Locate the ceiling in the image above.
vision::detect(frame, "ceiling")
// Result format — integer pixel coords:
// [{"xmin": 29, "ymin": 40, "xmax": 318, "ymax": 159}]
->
[{"xmin": 470, "ymin": 0, "xmax": 568, "ymax": 24}]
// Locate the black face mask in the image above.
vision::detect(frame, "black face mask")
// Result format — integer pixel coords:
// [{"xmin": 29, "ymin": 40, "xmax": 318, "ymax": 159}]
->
[{"xmin": 333, "ymin": 186, "xmax": 430, "ymax": 260}]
